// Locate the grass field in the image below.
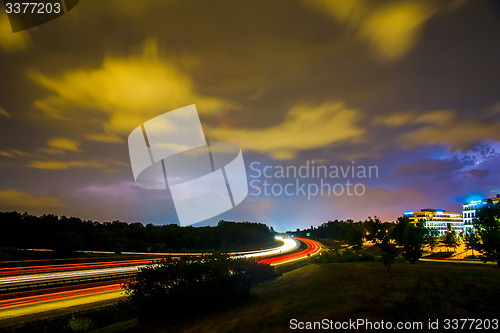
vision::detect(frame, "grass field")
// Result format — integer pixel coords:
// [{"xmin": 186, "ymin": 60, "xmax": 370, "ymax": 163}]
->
[
  {"xmin": 154, "ymin": 261, "xmax": 500, "ymax": 332},
  {"xmin": 3, "ymin": 260, "xmax": 500, "ymax": 332}
]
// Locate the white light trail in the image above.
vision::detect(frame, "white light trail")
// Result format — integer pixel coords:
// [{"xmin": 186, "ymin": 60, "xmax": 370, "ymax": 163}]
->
[{"xmin": 0, "ymin": 237, "xmax": 299, "ymax": 287}]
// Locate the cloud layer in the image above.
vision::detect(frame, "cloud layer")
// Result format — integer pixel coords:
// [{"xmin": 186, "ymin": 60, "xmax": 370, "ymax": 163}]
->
[{"xmin": 0, "ymin": 0, "xmax": 499, "ymax": 229}]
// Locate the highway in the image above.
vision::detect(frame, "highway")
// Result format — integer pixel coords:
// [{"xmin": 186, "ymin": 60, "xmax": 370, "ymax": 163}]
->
[
  {"xmin": 262, "ymin": 237, "xmax": 321, "ymax": 265},
  {"xmin": 0, "ymin": 237, "xmax": 300, "ymax": 289},
  {"xmin": 0, "ymin": 237, "xmax": 320, "ymax": 323},
  {"xmin": 0, "ymin": 259, "xmax": 154, "ymax": 276}
]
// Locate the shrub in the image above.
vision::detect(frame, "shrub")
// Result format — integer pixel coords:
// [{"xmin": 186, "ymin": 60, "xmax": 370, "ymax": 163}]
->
[
  {"xmin": 123, "ymin": 254, "xmax": 279, "ymax": 322},
  {"xmin": 313, "ymin": 249, "xmax": 374, "ymax": 263},
  {"xmin": 359, "ymin": 253, "xmax": 375, "ymax": 262},
  {"xmin": 66, "ymin": 317, "xmax": 94, "ymax": 332}
]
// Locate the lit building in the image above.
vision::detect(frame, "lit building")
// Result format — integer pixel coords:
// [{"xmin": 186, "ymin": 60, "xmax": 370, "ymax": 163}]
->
[
  {"xmin": 404, "ymin": 209, "xmax": 463, "ymax": 236},
  {"xmin": 462, "ymin": 194, "xmax": 500, "ymax": 234}
]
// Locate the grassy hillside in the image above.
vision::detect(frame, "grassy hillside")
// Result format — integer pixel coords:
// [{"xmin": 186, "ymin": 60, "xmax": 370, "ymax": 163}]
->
[
  {"xmin": 158, "ymin": 261, "xmax": 500, "ymax": 332},
  {"xmin": 4, "ymin": 261, "xmax": 499, "ymax": 332}
]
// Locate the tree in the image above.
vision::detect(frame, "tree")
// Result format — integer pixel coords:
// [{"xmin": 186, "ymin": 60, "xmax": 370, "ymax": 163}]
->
[
  {"xmin": 474, "ymin": 203, "xmax": 500, "ymax": 267},
  {"xmin": 366, "ymin": 217, "xmax": 397, "ymax": 271},
  {"xmin": 0, "ymin": 212, "xmax": 276, "ymax": 255},
  {"xmin": 378, "ymin": 236, "xmax": 397, "ymax": 271},
  {"xmin": 442, "ymin": 230, "xmax": 458, "ymax": 252},
  {"xmin": 345, "ymin": 223, "xmax": 364, "ymax": 255},
  {"xmin": 51, "ymin": 231, "xmax": 82, "ymax": 256},
  {"xmin": 464, "ymin": 232, "xmax": 480, "ymax": 257},
  {"xmin": 393, "ymin": 217, "xmax": 428, "ymax": 264},
  {"xmin": 123, "ymin": 254, "xmax": 279, "ymax": 322},
  {"xmin": 425, "ymin": 229, "xmax": 440, "ymax": 252}
]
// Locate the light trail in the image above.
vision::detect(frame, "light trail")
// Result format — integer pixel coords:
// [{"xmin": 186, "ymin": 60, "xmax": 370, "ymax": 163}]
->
[
  {"xmin": 0, "ymin": 266, "xmax": 142, "ymax": 287},
  {"xmin": 0, "ymin": 236, "xmax": 299, "ymax": 288},
  {"xmin": 0, "ymin": 285, "xmax": 124, "ymax": 320},
  {"xmin": 236, "ymin": 236, "xmax": 299, "ymax": 258},
  {"xmin": 0, "ymin": 237, "xmax": 295, "ymax": 277},
  {"xmin": 261, "ymin": 237, "xmax": 321, "ymax": 265},
  {"xmin": 0, "ymin": 284, "xmax": 122, "ymax": 309},
  {"xmin": 0, "ymin": 259, "xmax": 154, "ymax": 276},
  {"xmin": 0, "ymin": 236, "xmax": 318, "ymax": 322}
]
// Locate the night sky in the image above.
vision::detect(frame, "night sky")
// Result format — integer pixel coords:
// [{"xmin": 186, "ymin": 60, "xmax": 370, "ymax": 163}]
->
[{"xmin": 1, "ymin": 0, "xmax": 499, "ymax": 231}]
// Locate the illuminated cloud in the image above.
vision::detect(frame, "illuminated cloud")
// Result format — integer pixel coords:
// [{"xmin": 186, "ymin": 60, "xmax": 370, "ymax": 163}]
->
[
  {"xmin": 30, "ymin": 39, "xmax": 234, "ymax": 138},
  {"xmin": 208, "ymin": 102, "xmax": 365, "ymax": 159},
  {"xmin": 358, "ymin": 1, "xmax": 435, "ymax": 61},
  {"xmin": 375, "ymin": 110, "xmax": 454, "ymax": 127},
  {"xmin": 38, "ymin": 148, "xmax": 65, "ymax": 155},
  {"xmin": 47, "ymin": 137, "xmax": 80, "ymax": 151},
  {"xmin": 28, "ymin": 160, "xmax": 104, "ymax": 170},
  {"xmin": 0, "ymin": 107, "xmax": 11, "ymax": 118},
  {"xmin": 84, "ymin": 133, "xmax": 123, "ymax": 143},
  {"xmin": 374, "ymin": 108, "xmax": 500, "ymax": 151},
  {"xmin": 399, "ymin": 110, "xmax": 500, "ymax": 150},
  {"xmin": 0, "ymin": 150, "xmax": 13, "ymax": 158},
  {"xmin": 77, "ymin": 181, "xmax": 166, "ymax": 206},
  {"xmin": 26, "ymin": 158, "xmax": 129, "ymax": 173},
  {"xmin": 0, "ymin": 149, "xmax": 35, "ymax": 159},
  {"xmin": 305, "ymin": 0, "xmax": 460, "ymax": 61},
  {"xmin": 0, "ymin": 13, "xmax": 30, "ymax": 52},
  {"xmin": 0, "ymin": 188, "xmax": 66, "ymax": 208},
  {"xmin": 404, "ymin": 123, "xmax": 500, "ymax": 151},
  {"xmin": 0, "ymin": 0, "xmax": 498, "ymax": 226}
]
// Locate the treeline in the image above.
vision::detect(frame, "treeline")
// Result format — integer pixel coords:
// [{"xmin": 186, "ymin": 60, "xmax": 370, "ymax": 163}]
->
[
  {"xmin": 295, "ymin": 201, "xmax": 500, "ymax": 268},
  {"xmin": 293, "ymin": 217, "xmax": 431, "ymax": 270},
  {"xmin": 0, "ymin": 211, "xmax": 275, "ymax": 255},
  {"xmin": 291, "ymin": 219, "xmax": 395, "ymax": 248}
]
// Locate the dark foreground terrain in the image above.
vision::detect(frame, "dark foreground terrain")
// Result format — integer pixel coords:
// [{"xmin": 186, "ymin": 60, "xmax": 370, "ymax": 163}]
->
[
  {"xmin": 3, "ymin": 261, "xmax": 500, "ymax": 332},
  {"xmin": 157, "ymin": 261, "xmax": 500, "ymax": 332}
]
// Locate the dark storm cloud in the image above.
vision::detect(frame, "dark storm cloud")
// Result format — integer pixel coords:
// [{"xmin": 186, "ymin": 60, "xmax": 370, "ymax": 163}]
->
[
  {"xmin": 395, "ymin": 158, "xmax": 462, "ymax": 177},
  {"xmin": 1, "ymin": 0, "xmax": 500, "ymax": 228},
  {"xmin": 467, "ymin": 169, "xmax": 489, "ymax": 179}
]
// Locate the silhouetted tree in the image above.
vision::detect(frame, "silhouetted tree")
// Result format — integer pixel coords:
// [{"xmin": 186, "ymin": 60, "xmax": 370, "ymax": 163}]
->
[
  {"xmin": 51, "ymin": 231, "xmax": 83, "ymax": 256},
  {"xmin": 123, "ymin": 254, "xmax": 279, "ymax": 322},
  {"xmin": 0, "ymin": 212, "xmax": 276, "ymax": 258},
  {"xmin": 366, "ymin": 217, "xmax": 396, "ymax": 271},
  {"xmin": 345, "ymin": 222, "xmax": 364, "ymax": 255},
  {"xmin": 474, "ymin": 203, "xmax": 500, "ymax": 267},
  {"xmin": 442, "ymin": 230, "xmax": 458, "ymax": 252},
  {"xmin": 392, "ymin": 216, "xmax": 428, "ymax": 264},
  {"xmin": 424, "ymin": 229, "xmax": 440, "ymax": 252},
  {"xmin": 464, "ymin": 232, "xmax": 480, "ymax": 257}
]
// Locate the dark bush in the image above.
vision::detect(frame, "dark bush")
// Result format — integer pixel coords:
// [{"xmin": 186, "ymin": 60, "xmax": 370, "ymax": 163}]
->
[
  {"xmin": 313, "ymin": 249, "xmax": 374, "ymax": 263},
  {"xmin": 359, "ymin": 253, "xmax": 375, "ymax": 262},
  {"xmin": 122, "ymin": 254, "xmax": 279, "ymax": 323}
]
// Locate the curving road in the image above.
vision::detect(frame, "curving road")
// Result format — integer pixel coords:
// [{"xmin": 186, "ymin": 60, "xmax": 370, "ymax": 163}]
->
[
  {"xmin": 262, "ymin": 237, "xmax": 321, "ymax": 265},
  {"xmin": 0, "ymin": 237, "xmax": 320, "ymax": 322},
  {"xmin": 0, "ymin": 237, "xmax": 300, "ymax": 289}
]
